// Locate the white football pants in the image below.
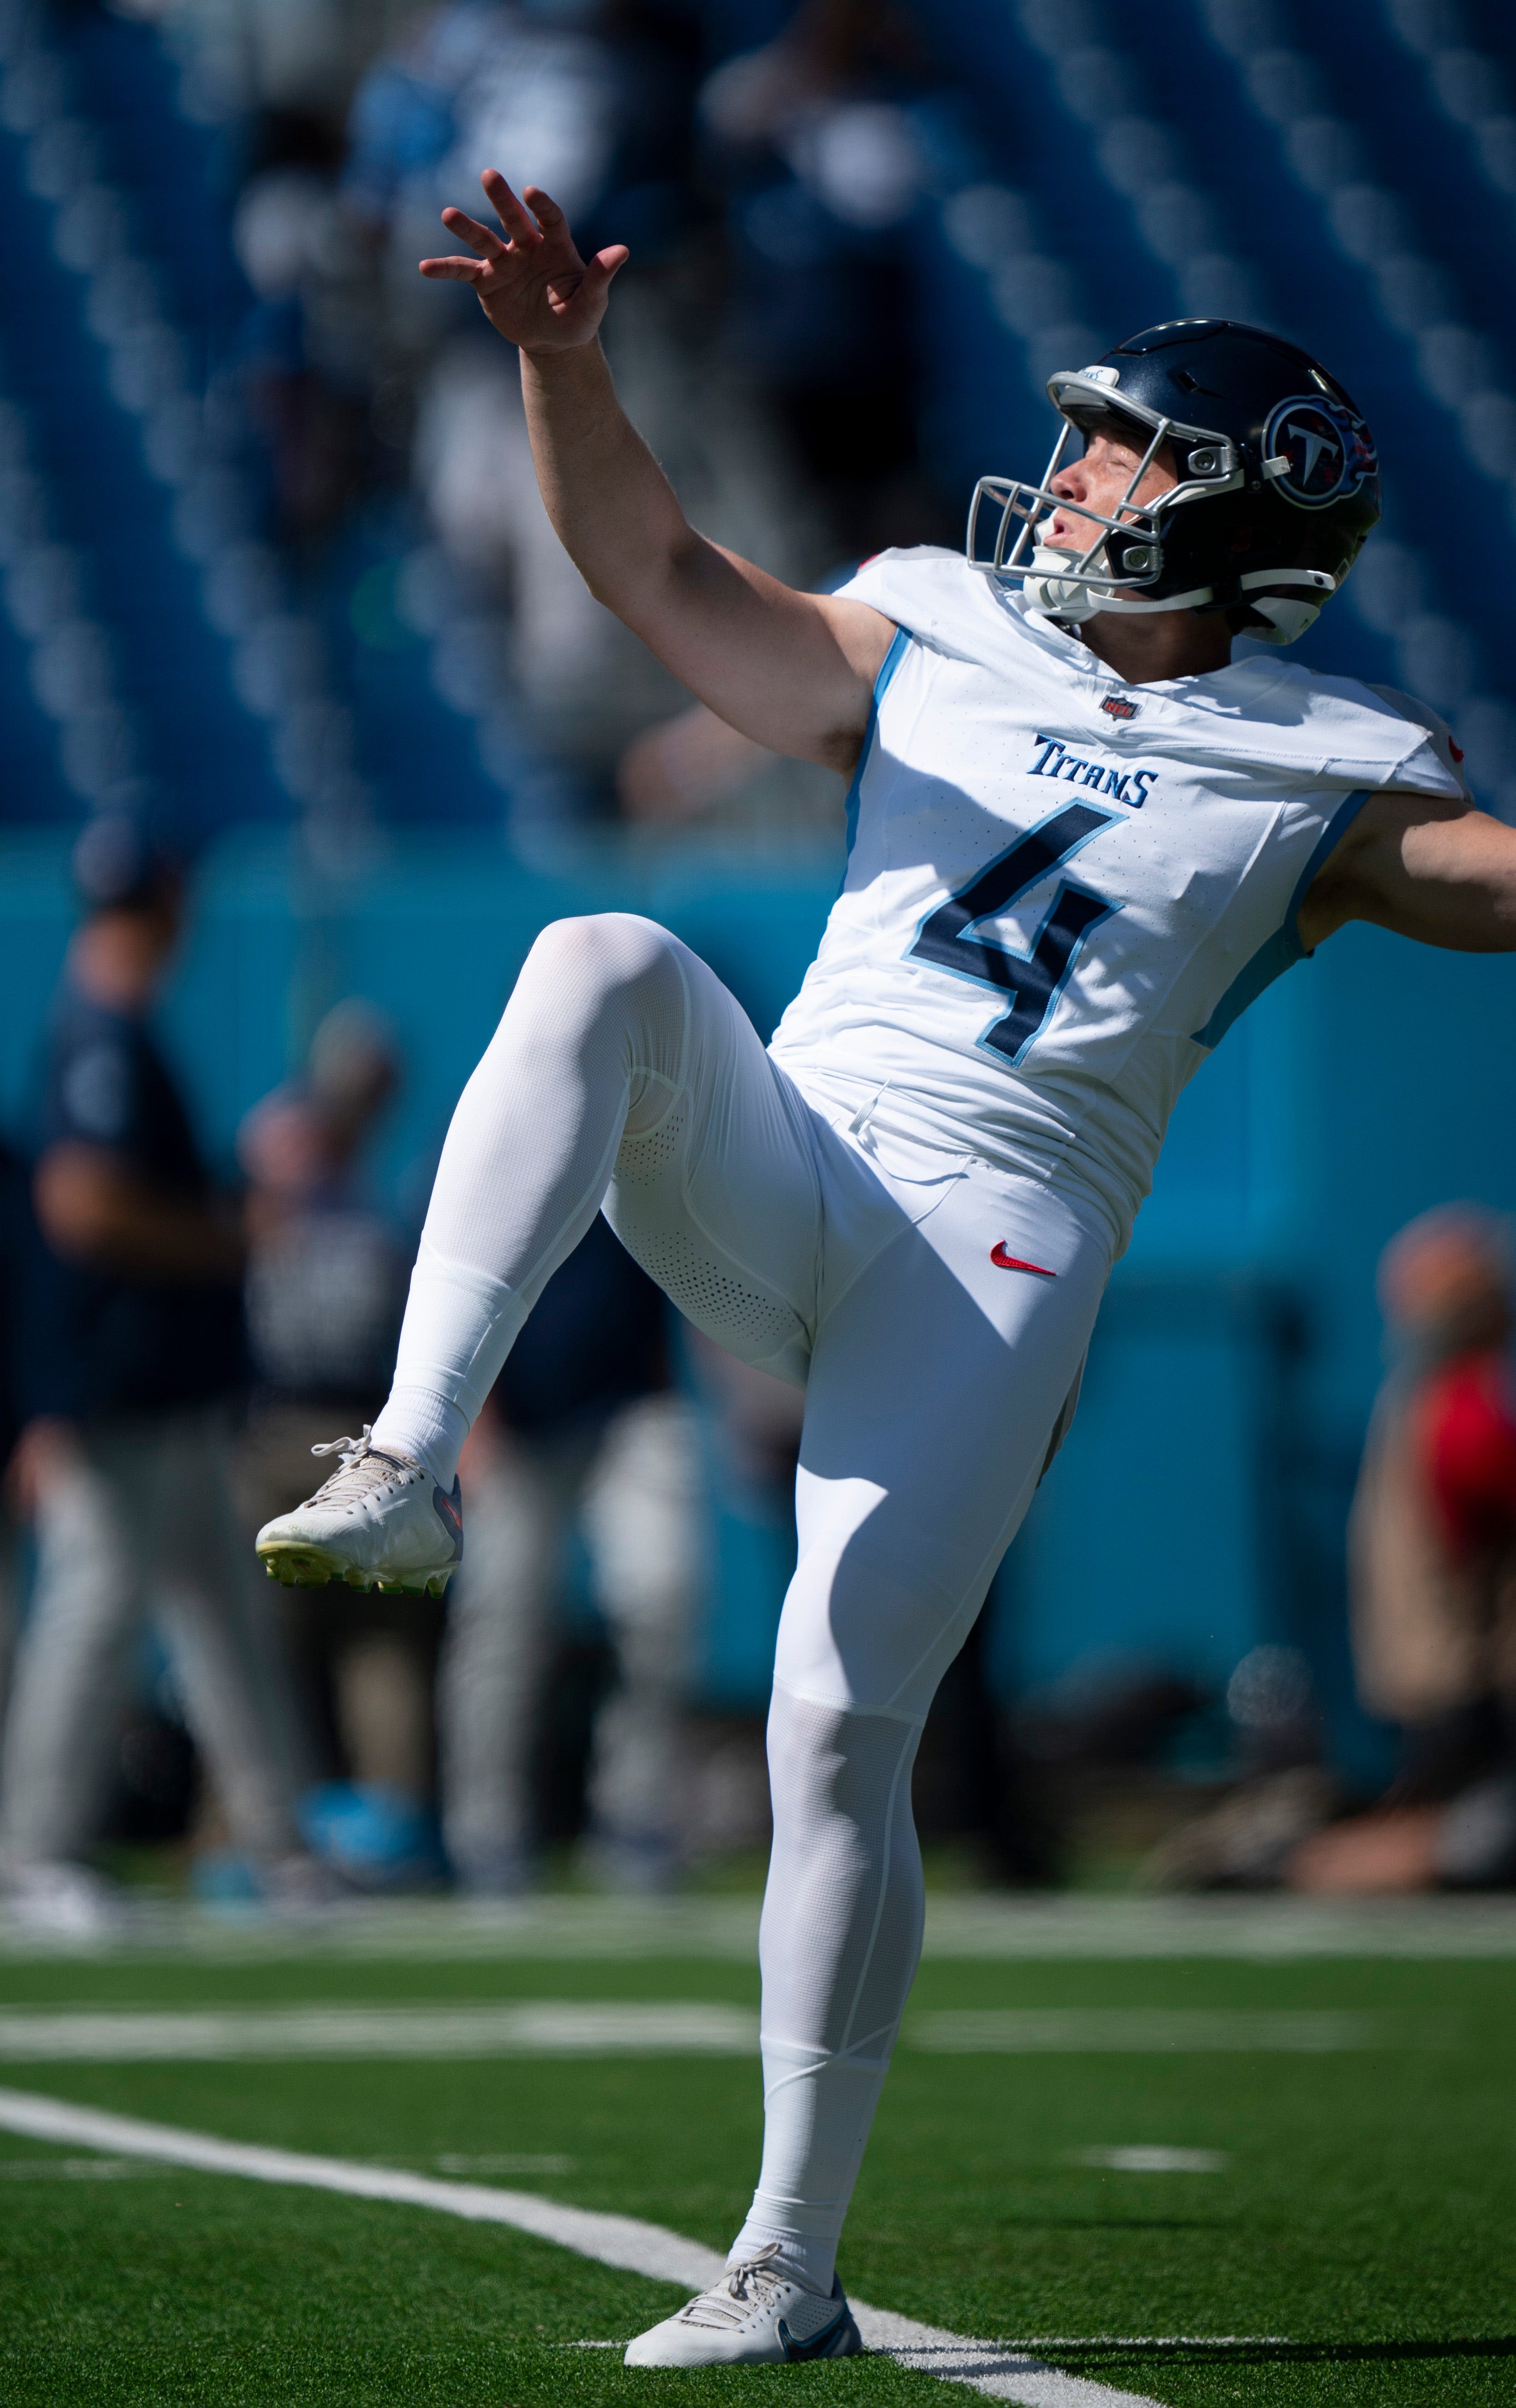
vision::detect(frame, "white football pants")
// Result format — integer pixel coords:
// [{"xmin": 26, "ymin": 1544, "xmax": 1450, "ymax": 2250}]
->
[
  {"xmin": 372, "ymin": 914, "xmax": 1111, "ymax": 2290},
  {"xmin": 0, "ymin": 1413, "xmax": 303, "ymax": 1866}
]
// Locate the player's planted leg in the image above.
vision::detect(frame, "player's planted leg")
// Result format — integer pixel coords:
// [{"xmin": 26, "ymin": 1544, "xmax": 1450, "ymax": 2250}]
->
[
  {"xmin": 622, "ymin": 1685, "xmax": 923, "ymax": 2365},
  {"xmin": 624, "ymin": 1174, "xmax": 1110, "ymax": 2366}
]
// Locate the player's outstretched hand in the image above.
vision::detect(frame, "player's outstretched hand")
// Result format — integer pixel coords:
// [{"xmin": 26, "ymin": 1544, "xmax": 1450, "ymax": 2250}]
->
[{"xmin": 418, "ymin": 170, "xmax": 627, "ymax": 353}]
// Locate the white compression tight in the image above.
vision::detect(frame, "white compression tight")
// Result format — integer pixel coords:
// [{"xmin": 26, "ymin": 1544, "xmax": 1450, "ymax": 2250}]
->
[{"xmin": 372, "ymin": 914, "xmax": 1111, "ymax": 2294}]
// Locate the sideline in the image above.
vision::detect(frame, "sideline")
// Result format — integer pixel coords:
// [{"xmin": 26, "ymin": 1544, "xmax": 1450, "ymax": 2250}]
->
[{"xmin": 0, "ymin": 2083, "xmax": 1163, "ymax": 2408}]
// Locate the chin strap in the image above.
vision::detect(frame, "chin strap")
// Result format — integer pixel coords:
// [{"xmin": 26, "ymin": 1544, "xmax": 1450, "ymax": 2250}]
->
[
  {"xmin": 1022, "ymin": 552, "xmax": 1337, "ymax": 642},
  {"xmin": 1024, "ymin": 548, "xmax": 1210, "ymax": 621}
]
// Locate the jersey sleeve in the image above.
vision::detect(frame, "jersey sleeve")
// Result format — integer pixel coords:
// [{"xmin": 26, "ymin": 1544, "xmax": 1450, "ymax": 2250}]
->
[
  {"xmin": 831, "ymin": 547, "xmax": 986, "ymax": 649},
  {"xmin": 1365, "ymin": 685, "xmax": 1472, "ymax": 801}
]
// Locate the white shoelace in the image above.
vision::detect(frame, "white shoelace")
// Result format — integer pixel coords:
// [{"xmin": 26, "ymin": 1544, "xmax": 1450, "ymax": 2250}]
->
[
  {"xmin": 305, "ymin": 1426, "xmax": 419, "ymax": 1507},
  {"xmin": 680, "ymin": 2247, "xmax": 790, "ymax": 2330}
]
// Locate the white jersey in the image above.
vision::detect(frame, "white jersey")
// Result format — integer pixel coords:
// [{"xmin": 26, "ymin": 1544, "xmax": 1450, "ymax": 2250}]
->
[{"xmin": 769, "ymin": 547, "xmax": 1467, "ymax": 1252}]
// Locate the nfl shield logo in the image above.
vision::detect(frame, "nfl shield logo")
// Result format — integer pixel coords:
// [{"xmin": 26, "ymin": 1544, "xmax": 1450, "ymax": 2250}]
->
[{"xmin": 1101, "ymin": 694, "xmax": 1139, "ymax": 720}]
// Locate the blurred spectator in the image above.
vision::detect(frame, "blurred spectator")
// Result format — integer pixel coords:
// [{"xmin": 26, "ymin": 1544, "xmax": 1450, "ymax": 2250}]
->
[
  {"xmin": 343, "ymin": 0, "xmax": 699, "ymax": 353},
  {"xmin": 235, "ymin": 1000, "xmax": 436, "ymax": 1883},
  {"xmin": 441, "ymin": 1212, "xmax": 700, "ymax": 1891},
  {"xmin": 0, "ymin": 1136, "xmax": 29, "ymax": 1742},
  {"xmin": 0, "ymin": 814, "xmax": 312, "ymax": 1930},
  {"xmin": 698, "ymin": 0, "xmax": 952, "ymax": 557},
  {"xmin": 332, "ymin": 0, "xmax": 826, "ymax": 787},
  {"xmin": 229, "ymin": 112, "xmax": 383, "ymax": 552},
  {"xmin": 1292, "ymin": 1206, "xmax": 1516, "ymax": 1892},
  {"xmin": 1139, "ymin": 1642, "xmax": 1333, "ymax": 1893},
  {"xmin": 168, "ymin": 0, "xmax": 368, "ymax": 125}
]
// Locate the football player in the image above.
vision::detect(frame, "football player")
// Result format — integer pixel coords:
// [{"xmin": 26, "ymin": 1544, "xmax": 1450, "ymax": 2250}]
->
[{"xmin": 256, "ymin": 175, "xmax": 1516, "ymax": 2365}]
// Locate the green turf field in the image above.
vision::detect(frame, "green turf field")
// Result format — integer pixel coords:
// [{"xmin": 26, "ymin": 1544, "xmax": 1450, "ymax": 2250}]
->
[{"xmin": 0, "ymin": 1920, "xmax": 1511, "ymax": 2406}]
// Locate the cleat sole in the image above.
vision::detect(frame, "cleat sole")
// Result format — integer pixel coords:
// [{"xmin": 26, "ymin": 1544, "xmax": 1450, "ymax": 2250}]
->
[
  {"xmin": 255, "ymin": 1541, "xmax": 356, "ymax": 1590},
  {"xmin": 256, "ymin": 1544, "xmax": 456, "ymax": 1599}
]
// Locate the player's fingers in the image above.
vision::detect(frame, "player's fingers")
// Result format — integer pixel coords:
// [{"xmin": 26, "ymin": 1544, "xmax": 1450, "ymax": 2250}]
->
[
  {"xmin": 521, "ymin": 183, "xmax": 565, "ymax": 231},
  {"xmin": 438, "ymin": 206, "xmax": 506, "ymax": 260},
  {"xmin": 581, "ymin": 244, "xmax": 630, "ymax": 294},
  {"xmin": 418, "ymin": 255, "xmax": 489, "ymax": 284},
  {"xmin": 480, "ymin": 169, "xmax": 543, "ymax": 246}
]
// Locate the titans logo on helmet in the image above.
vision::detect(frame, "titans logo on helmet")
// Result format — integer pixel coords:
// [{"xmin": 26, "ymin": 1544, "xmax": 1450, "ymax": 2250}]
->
[{"xmin": 1262, "ymin": 396, "xmax": 1378, "ymax": 511}]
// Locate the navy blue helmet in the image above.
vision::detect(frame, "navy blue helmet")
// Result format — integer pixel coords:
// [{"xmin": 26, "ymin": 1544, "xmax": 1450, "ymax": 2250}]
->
[{"xmin": 968, "ymin": 318, "xmax": 1381, "ymax": 644}]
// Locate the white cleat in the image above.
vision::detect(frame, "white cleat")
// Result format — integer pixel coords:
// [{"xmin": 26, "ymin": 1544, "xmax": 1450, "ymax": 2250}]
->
[
  {"xmin": 254, "ymin": 1427, "xmax": 463, "ymax": 1597},
  {"xmin": 623, "ymin": 2247, "xmax": 863, "ymax": 2368}
]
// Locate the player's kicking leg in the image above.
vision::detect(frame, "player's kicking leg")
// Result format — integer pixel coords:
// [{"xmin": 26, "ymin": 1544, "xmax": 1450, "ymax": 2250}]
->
[{"xmin": 255, "ymin": 912, "xmax": 822, "ymax": 1596}]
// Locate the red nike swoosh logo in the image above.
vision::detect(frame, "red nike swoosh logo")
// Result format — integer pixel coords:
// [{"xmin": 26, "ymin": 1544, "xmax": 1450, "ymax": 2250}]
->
[{"xmin": 991, "ymin": 1242, "xmax": 1055, "ymax": 1277}]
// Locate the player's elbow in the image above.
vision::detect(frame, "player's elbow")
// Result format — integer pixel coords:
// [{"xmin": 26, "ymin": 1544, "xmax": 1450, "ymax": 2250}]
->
[{"xmin": 574, "ymin": 516, "xmax": 697, "ymax": 621}]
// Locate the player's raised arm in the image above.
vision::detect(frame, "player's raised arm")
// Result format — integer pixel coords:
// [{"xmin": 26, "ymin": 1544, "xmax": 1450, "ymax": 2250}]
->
[
  {"xmin": 419, "ymin": 172, "xmax": 894, "ymax": 772},
  {"xmin": 1299, "ymin": 788, "xmax": 1516, "ymax": 954}
]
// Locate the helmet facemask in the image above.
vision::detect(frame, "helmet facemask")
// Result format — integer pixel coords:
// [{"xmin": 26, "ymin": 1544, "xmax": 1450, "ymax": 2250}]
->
[{"xmin": 968, "ymin": 365, "xmax": 1341, "ymax": 641}]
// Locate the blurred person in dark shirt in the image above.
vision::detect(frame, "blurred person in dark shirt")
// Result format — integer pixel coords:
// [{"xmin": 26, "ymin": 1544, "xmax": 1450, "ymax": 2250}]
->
[
  {"xmin": 696, "ymin": 0, "xmax": 950, "ymax": 559},
  {"xmin": 441, "ymin": 1210, "xmax": 699, "ymax": 1892},
  {"xmin": 0, "ymin": 1137, "xmax": 30, "ymax": 1741},
  {"xmin": 1292, "ymin": 1206, "xmax": 1516, "ymax": 1893},
  {"xmin": 0, "ymin": 815, "xmax": 312, "ymax": 1932},
  {"xmin": 236, "ymin": 1003, "xmax": 435, "ymax": 1880}
]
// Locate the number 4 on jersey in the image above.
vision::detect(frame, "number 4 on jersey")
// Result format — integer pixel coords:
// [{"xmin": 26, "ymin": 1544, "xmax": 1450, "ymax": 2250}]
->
[{"xmin": 907, "ymin": 802, "xmax": 1119, "ymax": 1066}]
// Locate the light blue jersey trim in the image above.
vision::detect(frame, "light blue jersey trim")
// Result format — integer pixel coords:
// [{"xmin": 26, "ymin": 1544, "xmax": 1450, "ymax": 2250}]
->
[
  {"xmin": 1190, "ymin": 788, "xmax": 1373, "ymax": 1050},
  {"xmin": 843, "ymin": 626, "xmax": 911, "ymax": 862}
]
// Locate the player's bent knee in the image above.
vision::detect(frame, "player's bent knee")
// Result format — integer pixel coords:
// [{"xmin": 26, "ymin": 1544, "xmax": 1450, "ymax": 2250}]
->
[{"xmin": 519, "ymin": 913, "xmax": 680, "ymax": 1011}]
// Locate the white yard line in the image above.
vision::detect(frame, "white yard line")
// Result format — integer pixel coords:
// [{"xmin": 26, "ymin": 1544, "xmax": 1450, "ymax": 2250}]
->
[
  {"xmin": 0, "ymin": 2002, "xmax": 761, "ymax": 2060},
  {"xmin": 0, "ymin": 2085, "xmax": 1164, "ymax": 2408},
  {"xmin": 910, "ymin": 2009, "xmax": 1375, "ymax": 2053},
  {"xmin": 0, "ymin": 2001, "xmax": 1387, "ymax": 2060}
]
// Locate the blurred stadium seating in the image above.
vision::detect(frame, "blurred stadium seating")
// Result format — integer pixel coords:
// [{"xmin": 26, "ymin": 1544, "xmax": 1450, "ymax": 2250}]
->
[{"xmin": 6, "ymin": 0, "xmax": 1515, "ymax": 841}]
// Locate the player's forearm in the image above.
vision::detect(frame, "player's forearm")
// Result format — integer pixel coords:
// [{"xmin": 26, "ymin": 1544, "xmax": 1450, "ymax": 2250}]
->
[
  {"xmin": 35, "ymin": 1147, "xmax": 245, "ymax": 1282},
  {"xmin": 519, "ymin": 342, "xmax": 694, "ymax": 621}
]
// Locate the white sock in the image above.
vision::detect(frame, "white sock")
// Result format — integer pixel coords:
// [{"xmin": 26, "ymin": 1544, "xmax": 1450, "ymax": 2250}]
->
[
  {"xmin": 371, "ymin": 1243, "xmax": 531, "ymax": 1487},
  {"xmin": 728, "ymin": 2042, "xmax": 888, "ymax": 2295},
  {"xmin": 368, "ymin": 1385, "xmax": 471, "ymax": 1491},
  {"xmin": 727, "ymin": 2230, "xmax": 835, "ymax": 2295},
  {"xmin": 727, "ymin": 1689, "xmax": 925, "ymax": 2299}
]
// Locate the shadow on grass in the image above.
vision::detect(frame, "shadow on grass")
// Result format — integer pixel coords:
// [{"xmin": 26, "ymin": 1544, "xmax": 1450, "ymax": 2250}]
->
[
  {"xmin": 992, "ymin": 2217, "xmax": 1225, "ymax": 2232},
  {"xmin": 1044, "ymin": 2338, "xmax": 1516, "ymax": 2365}
]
